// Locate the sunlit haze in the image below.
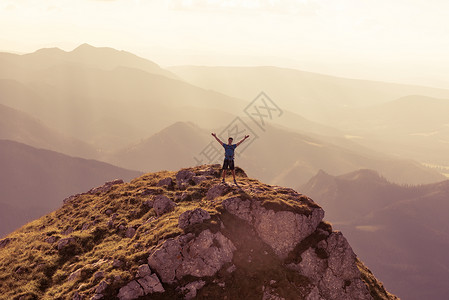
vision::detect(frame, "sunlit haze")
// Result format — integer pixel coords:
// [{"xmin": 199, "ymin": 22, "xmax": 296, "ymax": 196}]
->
[{"xmin": 2, "ymin": 0, "xmax": 449, "ymax": 88}]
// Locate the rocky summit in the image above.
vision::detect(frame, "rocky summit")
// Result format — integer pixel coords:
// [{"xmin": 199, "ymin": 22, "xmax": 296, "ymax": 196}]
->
[{"xmin": 0, "ymin": 164, "xmax": 397, "ymax": 300}]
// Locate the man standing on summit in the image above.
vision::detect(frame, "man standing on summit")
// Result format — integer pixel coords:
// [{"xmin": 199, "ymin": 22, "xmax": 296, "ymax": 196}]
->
[{"xmin": 211, "ymin": 133, "xmax": 249, "ymax": 184}]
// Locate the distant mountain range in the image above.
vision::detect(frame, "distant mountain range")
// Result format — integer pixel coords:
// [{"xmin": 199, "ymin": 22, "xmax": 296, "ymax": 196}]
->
[
  {"xmin": 301, "ymin": 169, "xmax": 449, "ymax": 300},
  {"xmin": 0, "ymin": 139, "xmax": 141, "ymax": 237},
  {"xmin": 169, "ymin": 65, "xmax": 449, "ymax": 168}
]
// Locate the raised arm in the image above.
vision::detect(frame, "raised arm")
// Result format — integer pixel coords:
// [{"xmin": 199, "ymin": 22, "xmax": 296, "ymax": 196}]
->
[
  {"xmin": 211, "ymin": 133, "xmax": 224, "ymax": 145},
  {"xmin": 236, "ymin": 135, "xmax": 249, "ymax": 147}
]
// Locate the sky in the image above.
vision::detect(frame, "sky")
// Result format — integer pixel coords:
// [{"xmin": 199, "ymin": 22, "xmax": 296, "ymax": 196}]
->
[{"xmin": 1, "ymin": 0, "xmax": 449, "ymax": 88}]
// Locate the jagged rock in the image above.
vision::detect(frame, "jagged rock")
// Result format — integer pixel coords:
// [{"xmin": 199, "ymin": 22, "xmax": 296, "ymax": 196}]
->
[
  {"xmin": 222, "ymin": 196, "xmax": 324, "ymax": 258},
  {"xmin": 125, "ymin": 227, "xmax": 136, "ymax": 238},
  {"xmin": 206, "ymin": 183, "xmax": 230, "ymax": 200},
  {"xmin": 290, "ymin": 232, "xmax": 372, "ymax": 300},
  {"xmin": 181, "ymin": 280, "xmax": 206, "ymax": 300},
  {"xmin": 192, "ymin": 175, "xmax": 207, "ymax": 185},
  {"xmin": 93, "ymin": 271, "xmax": 104, "ymax": 280},
  {"xmin": 176, "ymin": 169, "xmax": 195, "ymax": 186},
  {"xmin": 68, "ymin": 268, "xmax": 82, "ymax": 282},
  {"xmin": 153, "ymin": 195, "xmax": 175, "ymax": 216},
  {"xmin": 95, "ymin": 280, "xmax": 109, "ymax": 294},
  {"xmin": 178, "ymin": 208, "xmax": 211, "ymax": 229},
  {"xmin": 157, "ymin": 177, "xmax": 173, "ymax": 187},
  {"xmin": 148, "ymin": 229, "xmax": 236, "ymax": 283},
  {"xmin": 117, "ymin": 280, "xmax": 144, "ymax": 300},
  {"xmin": 137, "ymin": 264, "xmax": 152, "ymax": 278},
  {"xmin": 58, "ymin": 237, "xmax": 76, "ymax": 250},
  {"xmin": 105, "ymin": 209, "xmax": 113, "ymax": 216},
  {"xmin": 137, "ymin": 274, "xmax": 165, "ymax": 294}
]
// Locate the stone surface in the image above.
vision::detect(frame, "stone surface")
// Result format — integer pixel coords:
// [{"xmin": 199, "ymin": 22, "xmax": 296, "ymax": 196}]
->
[
  {"xmin": 148, "ymin": 229, "xmax": 236, "ymax": 283},
  {"xmin": 206, "ymin": 184, "xmax": 230, "ymax": 200},
  {"xmin": 125, "ymin": 227, "xmax": 136, "ymax": 238},
  {"xmin": 157, "ymin": 177, "xmax": 173, "ymax": 187},
  {"xmin": 182, "ymin": 280, "xmax": 206, "ymax": 300},
  {"xmin": 192, "ymin": 175, "xmax": 207, "ymax": 185},
  {"xmin": 222, "ymin": 196, "xmax": 324, "ymax": 258},
  {"xmin": 57, "ymin": 237, "xmax": 76, "ymax": 251},
  {"xmin": 117, "ymin": 280, "xmax": 144, "ymax": 300},
  {"xmin": 137, "ymin": 274, "xmax": 165, "ymax": 294},
  {"xmin": 67, "ymin": 269, "xmax": 82, "ymax": 282},
  {"xmin": 153, "ymin": 195, "xmax": 175, "ymax": 216},
  {"xmin": 178, "ymin": 208, "xmax": 211, "ymax": 229},
  {"xmin": 95, "ymin": 280, "xmax": 109, "ymax": 294},
  {"xmin": 137, "ymin": 264, "xmax": 152, "ymax": 278},
  {"xmin": 291, "ymin": 232, "xmax": 372, "ymax": 300},
  {"xmin": 176, "ymin": 169, "xmax": 195, "ymax": 187}
]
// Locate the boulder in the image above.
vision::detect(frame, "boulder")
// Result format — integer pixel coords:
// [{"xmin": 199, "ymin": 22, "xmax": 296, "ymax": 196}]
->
[
  {"xmin": 157, "ymin": 177, "xmax": 173, "ymax": 187},
  {"xmin": 148, "ymin": 230, "xmax": 236, "ymax": 283},
  {"xmin": 192, "ymin": 175, "xmax": 207, "ymax": 185},
  {"xmin": 67, "ymin": 268, "xmax": 83, "ymax": 282},
  {"xmin": 206, "ymin": 184, "xmax": 230, "ymax": 200},
  {"xmin": 137, "ymin": 274, "xmax": 165, "ymax": 294},
  {"xmin": 58, "ymin": 237, "xmax": 76, "ymax": 251},
  {"xmin": 178, "ymin": 208, "xmax": 211, "ymax": 229},
  {"xmin": 222, "ymin": 196, "xmax": 324, "ymax": 258},
  {"xmin": 137, "ymin": 264, "xmax": 152, "ymax": 278},
  {"xmin": 176, "ymin": 169, "xmax": 195, "ymax": 186},
  {"xmin": 153, "ymin": 195, "xmax": 175, "ymax": 216},
  {"xmin": 125, "ymin": 227, "xmax": 136, "ymax": 238},
  {"xmin": 95, "ymin": 280, "xmax": 109, "ymax": 294},
  {"xmin": 117, "ymin": 280, "xmax": 144, "ymax": 300}
]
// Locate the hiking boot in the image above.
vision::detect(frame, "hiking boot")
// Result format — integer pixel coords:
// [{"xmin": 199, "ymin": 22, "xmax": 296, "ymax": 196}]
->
[
  {"xmin": 222, "ymin": 179, "xmax": 225, "ymax": 183},
  {"xmin": 234, "ymin": 179, "xmax": 237, "ymax": 184}
]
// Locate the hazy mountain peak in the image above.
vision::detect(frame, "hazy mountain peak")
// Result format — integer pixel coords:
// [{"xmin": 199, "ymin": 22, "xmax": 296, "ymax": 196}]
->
[
  {"xmin": 29, "ymin": 46, "xmax": 66, "ymax": 56},
  {"xmin": 72, "ymin": 43, "xmax": 96, "ymax": 52},
  {"xmin": 0, "ymin": 164, "xmax": 396, "ymax": 300},
  {"xmin": 338, "ymin": 169, "xmax": 384, "ymax": 182}
]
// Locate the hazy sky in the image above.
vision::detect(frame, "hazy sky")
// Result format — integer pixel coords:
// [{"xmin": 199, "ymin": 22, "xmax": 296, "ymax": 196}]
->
[{"xmin": 1, "ymin": 0, "xmax": 449, "ymax": 88}]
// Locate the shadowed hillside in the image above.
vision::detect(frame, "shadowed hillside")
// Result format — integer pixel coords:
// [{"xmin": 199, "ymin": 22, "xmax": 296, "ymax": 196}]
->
[
  {"xmin": 0, "ymin": 103, "xmax": 99, "ymax": 159},
  {"xmin": 0, "ymin": 140, "xmax": 141, "ymax": 237}
]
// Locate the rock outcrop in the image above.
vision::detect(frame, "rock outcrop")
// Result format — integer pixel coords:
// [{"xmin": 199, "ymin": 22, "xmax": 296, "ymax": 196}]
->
[{"xmin": 0, "ymin": 165, "xmax": 397, "ymax": 300}]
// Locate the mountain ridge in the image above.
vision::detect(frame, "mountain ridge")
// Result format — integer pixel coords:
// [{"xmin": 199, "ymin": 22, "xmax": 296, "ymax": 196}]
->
[{"xmin": 0, "ymin": 165, "xmax": 397, "ymax": 300}]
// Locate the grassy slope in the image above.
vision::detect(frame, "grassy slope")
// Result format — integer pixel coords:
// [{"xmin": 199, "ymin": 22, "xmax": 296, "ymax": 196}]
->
[{"xmin": 0, "ymin": 165, "xmax": 395, "ymax": 300}]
